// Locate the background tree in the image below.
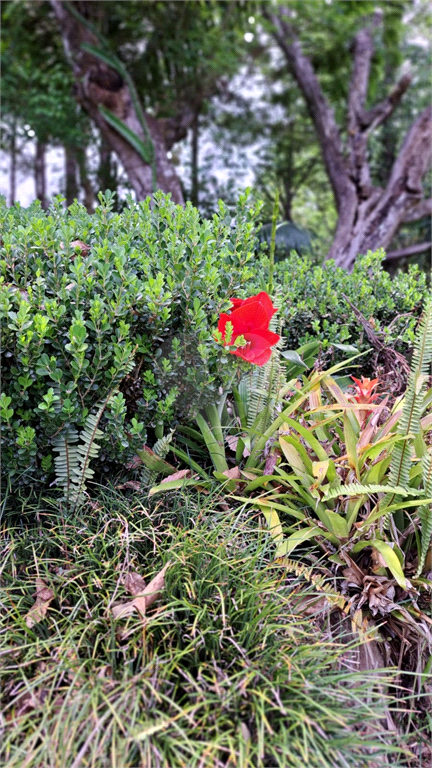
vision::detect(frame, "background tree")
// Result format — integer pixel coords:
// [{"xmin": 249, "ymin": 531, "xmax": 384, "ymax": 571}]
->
[
  {"xmin": 49, "ymin": 0, "xmax": 247, "ymax": 204},
  {"xmin": 263, "ymin": 1, "xmax": 432, "ymax": 269}
]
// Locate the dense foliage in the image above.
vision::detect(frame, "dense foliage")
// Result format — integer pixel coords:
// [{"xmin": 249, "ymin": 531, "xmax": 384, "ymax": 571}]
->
[{"xmin": 0, "ymin": 193, "xmax": 428, "ymax": 490}]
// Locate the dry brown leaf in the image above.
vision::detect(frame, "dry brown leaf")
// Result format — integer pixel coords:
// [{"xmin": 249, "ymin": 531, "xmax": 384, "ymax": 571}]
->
[
  {"xmin": 25, "ymin": 578, "xmax": 55, "ymax": 628},
  {"xmin": 112, "ymin": 561, "xmax": 172, "ymax": 620},
  {"xmin": 70, "ymin": 240, "xmax": 91, "ymax": 255},
  {"xmin": 225, "ymin": 434, "xmax": 239, "ymax": 452},
  {"xmin": 122, "ymin": 571, "xmax": 146, "ymax": 596},
  {"xmin": 161, "ymin": 470, "xmax": 191, "ymax": 484},
  {"xmin": 222, "ymin": 466, "xmax": 241, "ymax": 480},
  {"xmin": 264, "ymin": 453, "xmax": 278, "ymax": 476},
  {"xmin": 125, "ymin": 455, "xmax": 144, "ymax": 470},
  {"xmin": 116, "ymin": 480, "xmax": 143, "ymax": 491}
]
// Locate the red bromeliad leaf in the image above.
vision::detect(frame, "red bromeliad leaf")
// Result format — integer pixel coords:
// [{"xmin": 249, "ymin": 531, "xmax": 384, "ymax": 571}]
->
[
  {"xmin": 217, "ymin": 291, "xmax": 280, "ymax": 366},
  {"xmin": 350, "ymin": 376, "xmax": 381, "ymax": 404}
]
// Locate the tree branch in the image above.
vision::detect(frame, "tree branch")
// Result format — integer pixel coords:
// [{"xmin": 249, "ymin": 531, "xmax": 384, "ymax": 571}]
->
[
  {"xmin": 383, "ymin": 242, "xmax": 431, "ymax": 262},
  {"xmin": 358, "ymin": 106, "xmax": 432, "ymax": 254},
  {"xmin": 360, "ymin": 73, "xmax": 412, "ymax": 131},
  {"xmin": 402, "ymin": 197, "xmax": 432, "ymax": 224},
  {"xmin": 263, "ymin": 6, "xmax": 355, "ymax": 216},
  {"xmin": 347, "ymin": 27, "xmax": 374, "ymax": 134}
]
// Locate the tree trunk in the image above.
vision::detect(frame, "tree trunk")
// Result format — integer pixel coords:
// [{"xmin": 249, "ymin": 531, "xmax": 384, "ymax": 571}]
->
[
  {"xmin": 190, "ymin": 113, "xmax": 199, "ymax": 208},
  {"xmin": 50, "ymin": 0, "xmax": 185, "ymax": 204},
  {"xmin": 9, "ymin": 119, "xmax": 16, "ymax": 207},
  {"xmin": 98, "ymin": 135, "xmax": 117, "ymax": 195},
  {"xmin": 35, "ymin": 140, "xmax": 47, "ymax": 209},
  {"xmin": 65, "ymin": 145, "xmax": 79, "ymax": 206},
  {"xmin": 265, "ymin": 8, "xmax": 432, "ymax": 270},
  {"xmin": 76, "ymin": 147, "xmax": 95, "ymax": 212}
]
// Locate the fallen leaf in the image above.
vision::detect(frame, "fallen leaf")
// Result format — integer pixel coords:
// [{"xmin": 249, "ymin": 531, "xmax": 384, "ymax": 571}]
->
[
  {"xmin": 116, "ymin": 480, "xmax": 143, "ymax": 491},
  {"xmin": 264, "ymin": 453, "xmax": 278, "ymax": 476},
  {"xmin": 122, "ymin": 571, "xmax": 146, "ymax": 596},
  {"xmin": 222, "ymin": 466, "xmax": 241, "ymax": 480},
  {"xmin": 125, "ymin": 455, "xmax": 143, "ymax": 470},
  {"xmin": 25, "ymin": 578, "xmax": 55, "ymax": 628},
  {"xmin": 70, "ymin": 240, "xmax": 90, "ymax": 255},
  {"xmin": 161, "ymin": 470, "xmax": 191, "ymax": 484},
  {"xmin": 112, "ymin": 561, "xmax": 172, "ymax": 620},
  {"xmin": 225, "ymin": 434, "xmax": 239, "ymax": 452}
]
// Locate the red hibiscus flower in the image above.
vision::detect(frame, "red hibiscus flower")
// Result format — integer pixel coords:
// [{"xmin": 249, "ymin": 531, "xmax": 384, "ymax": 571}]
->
[{"xmin": 218, "ymin": 291, "xmax": 280, "ymax": 366}]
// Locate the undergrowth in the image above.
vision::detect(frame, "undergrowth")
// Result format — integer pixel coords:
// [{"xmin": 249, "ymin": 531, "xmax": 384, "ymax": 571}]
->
[{"xmin": 0, "ymin": 486, "xmax": 416, "ymax": 768}]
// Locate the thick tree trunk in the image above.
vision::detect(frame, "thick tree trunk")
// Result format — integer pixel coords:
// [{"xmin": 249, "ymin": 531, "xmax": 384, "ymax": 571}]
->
[
  {"xmin": 65, "ymin": 145, "xmax": 79, "ymax": 206},
  {"xmin": 266, "ymin": 8, "xmax": 432, "ymax": 270},
  {"xmin": 50, "ymin": 0, "xmax": 185, "ymax": 204},
  {"xmin": 35, "ymin": 140, "xmax": 47, "ymax": 209}
]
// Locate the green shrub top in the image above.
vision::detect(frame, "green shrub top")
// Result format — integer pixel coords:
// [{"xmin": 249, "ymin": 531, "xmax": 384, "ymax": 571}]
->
[
  {"xmin": 274, "ymin": 249, "xmax": 427, "ymax": 359},
  {"xmin": 0, "ymin": 191, "xmax": 260, "ymax": 485},
  {"xmin": 0, "ymin": 190, "xmax": 427, "ymax": 489}
]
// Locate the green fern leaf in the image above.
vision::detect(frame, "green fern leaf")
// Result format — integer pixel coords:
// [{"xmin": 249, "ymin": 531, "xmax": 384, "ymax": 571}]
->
[
  {"xmin": 415, "ymin": 451, "xmax": 432, "ymax": 577},
  {"xmin": 385, "ymin": 298, "xmax": 432, "ymax": 523},
  {"xmin": 323, "ymin": 482, "xmax": 420, "ymax": 502}
]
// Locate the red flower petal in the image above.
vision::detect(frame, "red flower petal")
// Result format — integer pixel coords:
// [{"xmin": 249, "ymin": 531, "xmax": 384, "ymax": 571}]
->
[
  {"xmin": 230, "ymin": 331, "xmax": 280, "ymax": 364},
  {"xmin": 230, "ymin": 298, "xmax": 245, "ymax": 310}
]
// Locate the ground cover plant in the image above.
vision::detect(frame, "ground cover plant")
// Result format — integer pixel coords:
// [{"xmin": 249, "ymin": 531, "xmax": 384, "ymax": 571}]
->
[{"xmin": 0, "ymin": 490, "xmax": 416, "ymax": 768}]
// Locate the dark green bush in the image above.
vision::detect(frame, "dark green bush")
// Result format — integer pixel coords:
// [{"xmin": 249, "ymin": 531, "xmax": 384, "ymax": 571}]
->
[
  {"xmin": 274, "ymin": 250, "xmax": 427, "ymax": 363},
  {"xmin": 1, "ymin": 191, "xmax": 427, "ymax": 490},
  {"xmin": 0, "ymin": 191, "xmax": 260, "ymax": 487}
]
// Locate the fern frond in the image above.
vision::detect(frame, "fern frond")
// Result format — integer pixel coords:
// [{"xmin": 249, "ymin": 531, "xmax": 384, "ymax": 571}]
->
[
  {"xmin": 385, "ymin": 299, "xmax": 432, "ymax": 522},
  {"xmin": 323, "ymin": 482, "xmax": 419, "ymax": 501},
  {"xmin": 415, "ymin": 450, "xmax": 432, "ymax": 577},
  {"xmin": 277, "ymin": 557, "xmax": 349, "ymax": 613},
  {"xmin": 52, "ymin": 427, "xmax": 80, "ymax": 502},
  {"xmin": 140, "ymin": 432, "xmax": 174, "ymax": 486},
  {"xmin": 52, "ymin": 395, "xmax": 113, "ymax": 510}
]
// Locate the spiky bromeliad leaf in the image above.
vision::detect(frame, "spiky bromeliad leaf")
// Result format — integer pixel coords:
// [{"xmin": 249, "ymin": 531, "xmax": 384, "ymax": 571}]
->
[{"xmin": 385, "ymin": 299, "xmax": 432, "ymax": 524}]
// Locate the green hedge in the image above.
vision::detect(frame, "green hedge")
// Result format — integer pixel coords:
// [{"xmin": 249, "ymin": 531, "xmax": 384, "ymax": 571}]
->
[
  {"xmin": 274, "ymin": 249, "xmax": 427, "ymax": 362},
  {"xmin": 0, "ymin": 191, "xmax": 260, "ymax": 486},
  {"xmin": 0, "ymin": 191, "xmax": 427, "ymax": 489}
]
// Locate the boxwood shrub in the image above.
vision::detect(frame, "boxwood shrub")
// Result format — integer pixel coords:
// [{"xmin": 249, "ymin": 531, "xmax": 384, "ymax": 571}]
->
[
  {"xmin": 0, "ymin": 191, "xmax": 427, "ymax": 490},
  {"xmin": 0, "ymin": 191, "xmax": 260, "ymax": 487},
  {"xmin": 274, "ymin": 249, "xmax": 427, "ymax": 363}
]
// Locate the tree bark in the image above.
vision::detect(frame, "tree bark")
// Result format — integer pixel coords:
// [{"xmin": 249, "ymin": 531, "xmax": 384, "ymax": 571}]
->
[
  {"xmin": 265, "ymin": 8, "xmax": 432, "ymax": 270},
  {"xmin": 9, "ymin": 119, "xmax": 16, "ymax": 207},
  {"xmin": 50, "ymin": 0, "xmax": 185, "ymax": 204},
  {"xmin": 190, "ymin": 113, "xmax": 199, "ymax": 208},
  {"xmin": 76, "ymin": 147, "xmax": 95, "ymax": 213},
  {"xmin": 65, "ymin": 145, "xmax": 79, "ymax": 206},
  {"xmin": 35, "ymin": 140, "xmax": 47, "ymax": 209}
]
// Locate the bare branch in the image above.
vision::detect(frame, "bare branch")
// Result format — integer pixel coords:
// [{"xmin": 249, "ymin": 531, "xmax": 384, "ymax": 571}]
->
[
  {"xmin": 402, "ymin": 198, "xmax": 432, "ymax": 224},
  {"xmin": 347, "ymin": 27, "xmax": 374, "ymax": 134},
  {"xmin": 263, "ymin": 6, "xmax": 355, "ymax": 216},
  {"xmin": 383, "ymin": 242, "xmax": 431, "ymax": 262},
  {"xmin": 360, "ymin": 74, "xmax": 412, "ymax": 131}
]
